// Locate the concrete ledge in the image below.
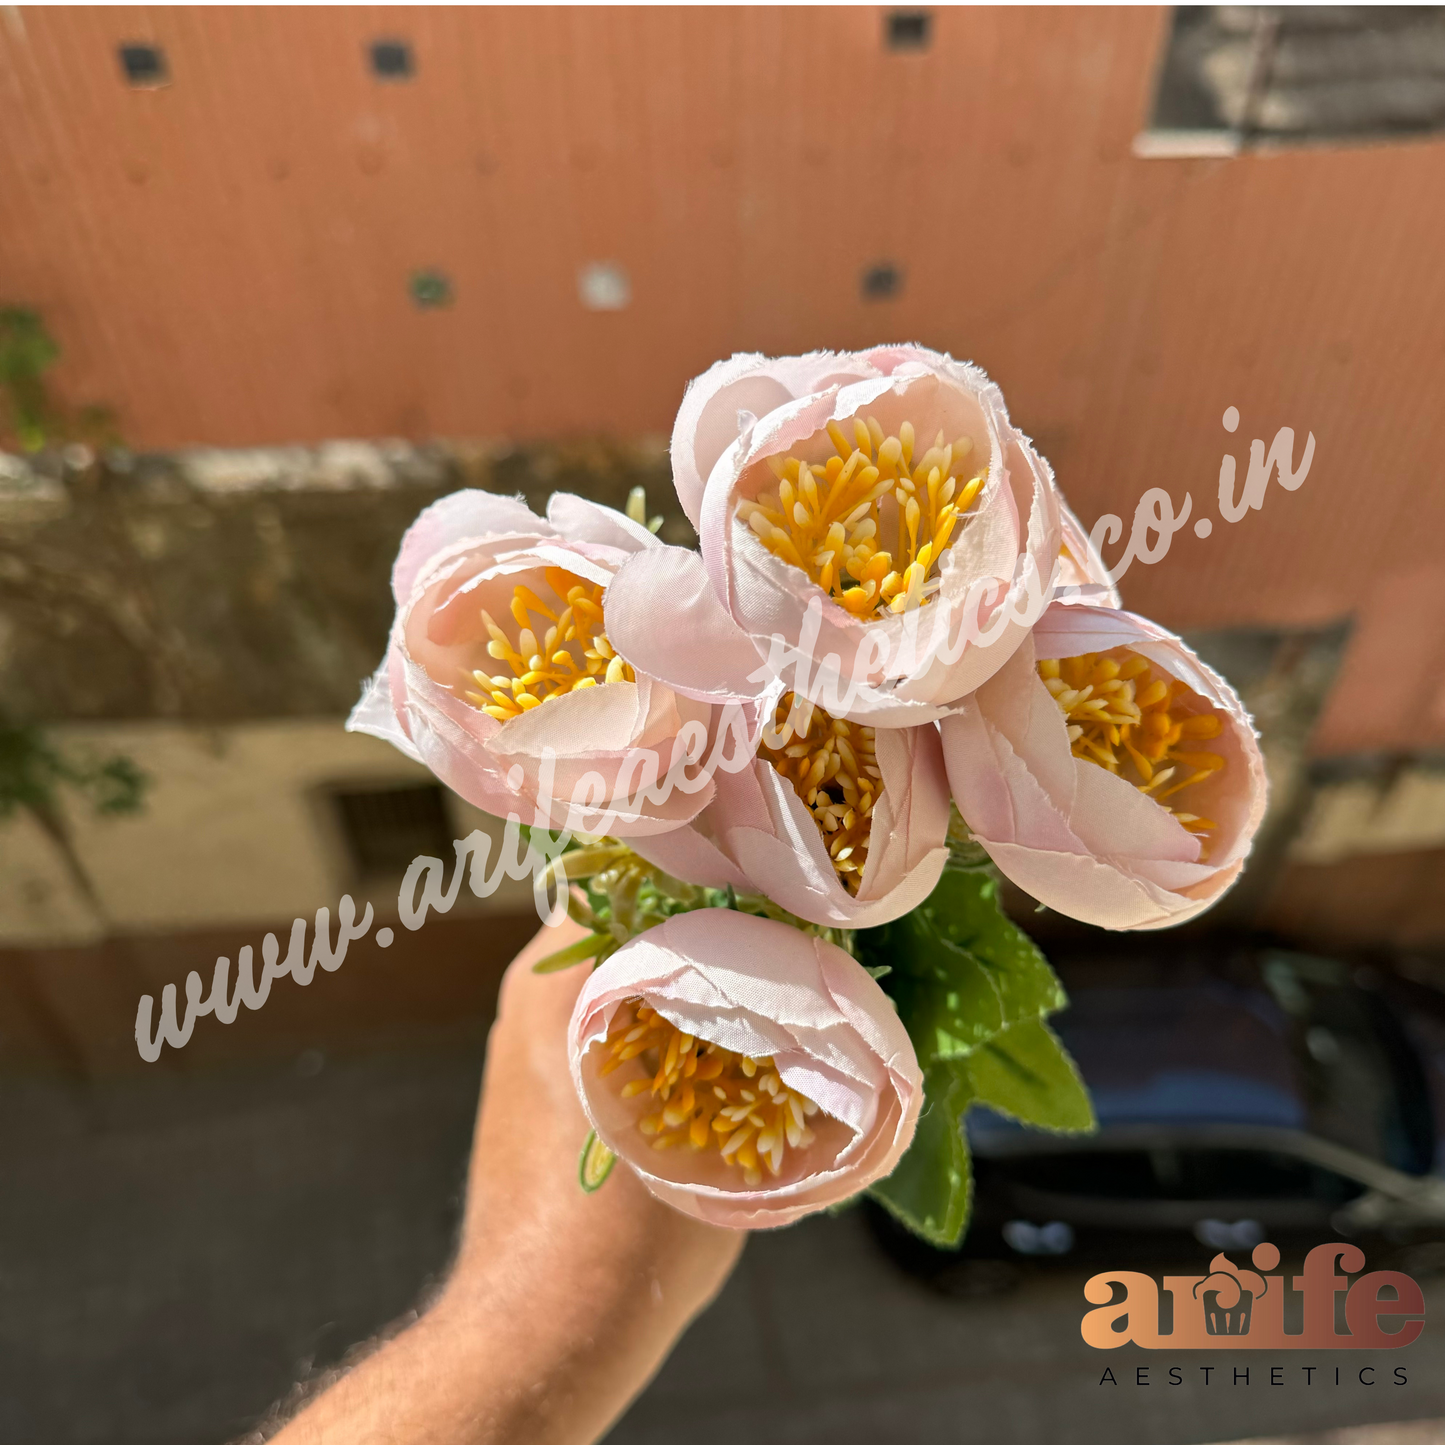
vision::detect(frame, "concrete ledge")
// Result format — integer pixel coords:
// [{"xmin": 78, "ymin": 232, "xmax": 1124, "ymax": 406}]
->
[{"xmin": 0, "ymin": 437, "xmax": 683, "ymax": 722}]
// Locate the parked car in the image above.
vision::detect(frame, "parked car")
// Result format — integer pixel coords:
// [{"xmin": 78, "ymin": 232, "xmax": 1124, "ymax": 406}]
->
[{"xmin": 868, "ymin": 944, "xmax": 1445, "ymax": 1289}]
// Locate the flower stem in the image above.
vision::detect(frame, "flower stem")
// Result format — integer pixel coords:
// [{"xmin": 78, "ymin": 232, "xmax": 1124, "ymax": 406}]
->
[{"xmin": 532, "ymin": 932, "xmax": 608, "ymax": 974}]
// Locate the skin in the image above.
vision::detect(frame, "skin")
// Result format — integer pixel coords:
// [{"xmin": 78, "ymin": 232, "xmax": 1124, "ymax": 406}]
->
[{"xmin": 268, "ymin": 917, "xmax": 746, "ymax": 1445}]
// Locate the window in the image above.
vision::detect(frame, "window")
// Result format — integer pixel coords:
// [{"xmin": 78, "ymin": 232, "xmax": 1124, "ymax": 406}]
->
[
  {"xmin": 369, "ymin": 39, "xmax": 414, "ymax": 80},
  {"xmin": 118, "ymin": 43, "xmax": 167, "ymax": 89},
  {"xmin": 1138, "ymin": 6, "xmax": 1445, "ymax": 157},
  {"xmin": 332, "ymin": 783, "xmax": 453, "ymax": 879}
]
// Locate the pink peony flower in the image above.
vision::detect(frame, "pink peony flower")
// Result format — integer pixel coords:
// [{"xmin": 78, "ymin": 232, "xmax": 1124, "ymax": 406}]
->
[
  {"xmin": 347, "ymin": 489, "xmax": 733, "ymax": 836},
  {"xmin": 630, "ymin": 693, "xmax": 950, "ymax": 929},
  {"xmin": 606, "ymin": 345, "xmax": 1066, "ymax": 725},
  {"xmin": 568, "ymin": 909, "xmax": 923, "ymax": 1228},
  {"xmin": 940, "ymin": 602, "xmax": 1267, "ymax": 930}
]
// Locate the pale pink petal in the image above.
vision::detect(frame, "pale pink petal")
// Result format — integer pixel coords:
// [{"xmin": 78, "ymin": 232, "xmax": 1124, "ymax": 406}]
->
[
  {"xmin": 627, "ymin": 821, "xmax": 753, "ymax": 892},
  {"xmin": 670, "ymin": 351, "xmax": 886, "ymax": 528},
  {"xmin": 350, "ymin": 493, "xmax": 744, "ymax": 837},
  {"xmin": 546, "ymin": 491, "xmax": 661, "ymax": 555},
  {"xmin": 392, "ymin": 489, "xmax": 555, "ymax": 603},
  {"xmin": 941, "ymin": 603, "xmax": 1267, "ymax": 930},
  {"xmin": 1056, "ymin": 497, "xmax": 1122, "ymax": 607},
  {"xmin": 483, "ymin": 678, "xmax": 717, "ymax": 835},
  {"xmin": 631, "ymin": 720, "xmax": 949, "ymax": 929},
  {"xmin": 668, "ymin": 345, "xmax": 1068, "ymax": 724},
  {"xmin": 602, "ymin": 546, "xmax": 776, "ymax": 703},
  {"xmin": 346, "ymin": 657, "xmax": 424, "ymax": 764},
  {"xmin": 568, "ymin": 910, "xmax": 922, "ymax": 1229}
]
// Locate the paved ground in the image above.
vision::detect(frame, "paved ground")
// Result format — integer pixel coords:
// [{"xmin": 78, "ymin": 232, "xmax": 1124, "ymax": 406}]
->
[
  {"xmin": 1224, "ymin": 1424, "xmax": 1445, "ymax": 1445},
  {"xmin": 2, "ymin": 1043, "xmax": 1442, "ymax": 1445}
]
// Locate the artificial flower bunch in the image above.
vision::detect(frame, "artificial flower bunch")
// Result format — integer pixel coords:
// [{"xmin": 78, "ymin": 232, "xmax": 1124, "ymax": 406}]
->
[{"xmin": 352, "ymin": 345, "xmax": 1267, "ymax": 1245}]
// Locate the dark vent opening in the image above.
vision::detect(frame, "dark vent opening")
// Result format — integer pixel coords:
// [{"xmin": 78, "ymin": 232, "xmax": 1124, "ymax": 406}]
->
[
  {"xmin": 409, "ymin": 268, "xmax": 454, "ymax": 309},
  {"xmin": 333, "ymin": 784, "xmax": 452, "ymax": 878},
  {"xmin": 369, "ymin": 39, "xmax": 414, "ymax": 80},
  {"xmin": 118, "ymin": 43, "xmax": 167, "ymax": 88},
  {"xmin": 886, "ymin": 11, "xmax": 932, "ymax": 53},
  {"xmin": 861, "ymin": 262, "xmax": 903, "ymax": 301}
]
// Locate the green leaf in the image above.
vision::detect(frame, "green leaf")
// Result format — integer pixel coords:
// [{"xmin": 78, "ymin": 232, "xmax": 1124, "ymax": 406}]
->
[
  {"xmin": 885, "ymin": 933, "xmax": 1004, "ymax": 1067},
  {"xmin": 578, "ymin": 1131, "xmax": 617, "ymax": 1192},
  {"xmin": 964, "ymin": 1017, "xmax": 1096, "ymax": 1134},
  {"xmin": 917, "ymin": 868, "xmax": 1066, "ymax": 1029},
  {"xmin": 870, "ymin": 1062, "xmax": 974, "ymax": 1248},
  {"xmin": 859, "ymin": 864, "xmax": 1067, "ymax": 1073},
  {"xmin": 0, "ymin": 725, "xmax": 149, "ymax": 821},
  {"xmin": 860, "ymin": 864, "xmax": 1097, "ymax": 1249}
]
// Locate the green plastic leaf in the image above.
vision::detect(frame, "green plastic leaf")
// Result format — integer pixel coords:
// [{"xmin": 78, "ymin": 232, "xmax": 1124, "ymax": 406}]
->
[
  {"xmin": 859, "ymin": 864, "xmax": 1066, "ymax": 1072},
  {"xmin": 870, "ymin": 1062, "xmax": 974, "ymax": 1248},
  {"xmin": 885, "ymin": 933, "xmax": 1004, "ymax": 1067},
  {"xmin": 918, "ymin": 868, "xmax": 1066, "ymax": 1029},
  {"xmin": 578, "ymin": 1130, "xmax": 617, "ymax": 1192},
  {"xmin": 964, "ymin": 1017, "xmax": 1096, "ymax": 1134},
  {"xmin": 861, "ymin": 864, "xmax": 1096, "ymax": 1249}
]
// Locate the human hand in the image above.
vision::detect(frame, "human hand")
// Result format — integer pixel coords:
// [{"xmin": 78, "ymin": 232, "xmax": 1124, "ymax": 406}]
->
[
  {"xmin": 439, "ymin": 914, "xmax": 747, "ymax": 1439},
  {"xmin": 269, "ymin": 916, "xmax": 744, "ymax": 1445}
]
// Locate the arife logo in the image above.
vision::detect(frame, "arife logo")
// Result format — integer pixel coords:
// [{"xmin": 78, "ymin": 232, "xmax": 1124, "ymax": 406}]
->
[{"xmin": 1082, "ymin": 1243, "xmax": 1425, "ymax": 1350}]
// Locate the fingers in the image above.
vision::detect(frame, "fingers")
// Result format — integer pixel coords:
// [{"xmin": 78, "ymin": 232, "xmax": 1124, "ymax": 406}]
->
[
  {"xmin": 495, "ymin": 914, "xmax": 594, "ymax": 1032},
  {"xmin": 474, "ymin": 915, "xmax": 597, "ymax": 1166}
]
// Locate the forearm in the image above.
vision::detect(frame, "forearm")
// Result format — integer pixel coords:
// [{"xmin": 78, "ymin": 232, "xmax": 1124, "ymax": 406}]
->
[
  {"xmin": 270, "ymin": 1213, "xmax": 716, "ymax": 1445},
  {"xmin": 267, "ymin": 1291, "xmax": 607, "ymax": 1445},
  {"xmin": 265, "ymin": 921, "xmax": 744, "ymax": 1445}
]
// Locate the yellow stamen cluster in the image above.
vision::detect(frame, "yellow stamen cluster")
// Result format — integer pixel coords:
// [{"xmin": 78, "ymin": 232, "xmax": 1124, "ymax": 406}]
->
[
  {"xmin": 760, "ymin": 692, "xmax": 880, "ymax": 894},
  {"xmin": 737, "ymin": 417, "xmax": 986, "ymax": 619},
  {"xmin": 599, "ymin": 1001, "xmax": 819, "ymax": 1186},
  {"xmin": 1040, "ymin": 651, "xmax": 1226, "ymax": 836},
  {"xmin": 463, "ymin": 567, "xmax": 634, "ymax": 722}
]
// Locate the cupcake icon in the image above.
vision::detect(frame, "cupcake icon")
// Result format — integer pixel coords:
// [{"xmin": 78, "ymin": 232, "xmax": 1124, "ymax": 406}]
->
[{"xmin": 1193, "ymin": 1252, "xmax": 1269, "ymax": 1337}]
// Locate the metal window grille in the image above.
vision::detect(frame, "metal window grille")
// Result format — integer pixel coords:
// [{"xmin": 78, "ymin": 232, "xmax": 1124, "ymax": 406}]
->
[
  {"xmin": 332, "ymin": 784, "xmax": 452, "ymax": 878},
  {"xmin": 1139, "ymin": 7, "xmax": 1445, "ymax": 157}
]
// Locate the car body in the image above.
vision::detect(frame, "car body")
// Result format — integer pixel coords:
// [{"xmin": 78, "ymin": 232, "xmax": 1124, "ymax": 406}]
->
[{"xmin": 868, "ymin": 944, "xmax": 1445, "ymax": 1279}]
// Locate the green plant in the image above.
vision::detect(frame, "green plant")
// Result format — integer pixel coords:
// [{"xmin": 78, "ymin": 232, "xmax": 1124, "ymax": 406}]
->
[
  {"xmin": 858, "ymin": 857, "xmax": 1094, "ymax": 1247},
  {"xmin": 0, "ymin": 306, "xmax": 118, "ymax": 453},
  {"xmin": 0, "ymin": 722, "xmax": 148, "ymax": 916},
  {"xmin": 0, "ymin": 723, "xmax": 147, "ymax": 820}
]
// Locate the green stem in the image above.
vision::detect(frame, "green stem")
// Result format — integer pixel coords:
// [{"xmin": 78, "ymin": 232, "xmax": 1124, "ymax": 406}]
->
[{"xmin": 532, "ymin": 932, "xmax": 607, "ymax": 974}]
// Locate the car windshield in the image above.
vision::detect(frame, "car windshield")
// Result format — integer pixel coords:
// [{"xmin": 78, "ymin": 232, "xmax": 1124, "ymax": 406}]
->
[
  {"xmin": 1042, "ymin": 982, "xmax": 1306, "ymax": 1130},
  {"xmin": 968, "ymin": 954, "xmax": 1435, "ymax": 1177},
  {"xmin": 1263, "ymin": 954, "xmax": 1435, "ymax": 1175}
]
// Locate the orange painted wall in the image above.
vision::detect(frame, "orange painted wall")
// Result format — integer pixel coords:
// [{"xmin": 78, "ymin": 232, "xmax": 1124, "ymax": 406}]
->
[{"xmin": 2, "ymin": 6, "xmax": 1444, "ymax": 753}]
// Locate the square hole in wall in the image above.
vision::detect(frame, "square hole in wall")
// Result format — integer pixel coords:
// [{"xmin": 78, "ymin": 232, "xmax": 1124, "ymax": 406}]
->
[
  {"xmin": 578, "ymin": 261, "xmax": 632, "ymax": 312},
  {"xmin": 861, "ymin": 261, "xmax": 903, "ymax": 301},
  {"xmin": 118, "ymin": 43, "xmax": 168, "ymax": 88},
  {"xmin": 332, "ymin": 783, "xmax": 453, "ymax": 880},
  {"xmin": 369, "ymin": 39, "xmax": 414, "ymax": 80},
  {"xmin": 409, "ymin": 268, "xmax": 454, "ymax": 309},
  {"xmin": 886, "ymin": 11, "xmax": 932, "ymax": 52}
]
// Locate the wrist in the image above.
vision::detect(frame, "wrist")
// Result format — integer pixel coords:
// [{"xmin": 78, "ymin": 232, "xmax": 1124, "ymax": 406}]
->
[{"xmin": 429, "ymin": 1243, "xmax": 641, "ymax": 1445}]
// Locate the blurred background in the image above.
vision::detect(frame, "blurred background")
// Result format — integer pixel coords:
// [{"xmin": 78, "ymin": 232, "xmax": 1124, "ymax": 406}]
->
[{"xmin": 2, "ymin": 6, "xmax": 1444, "ymax": 1444}]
